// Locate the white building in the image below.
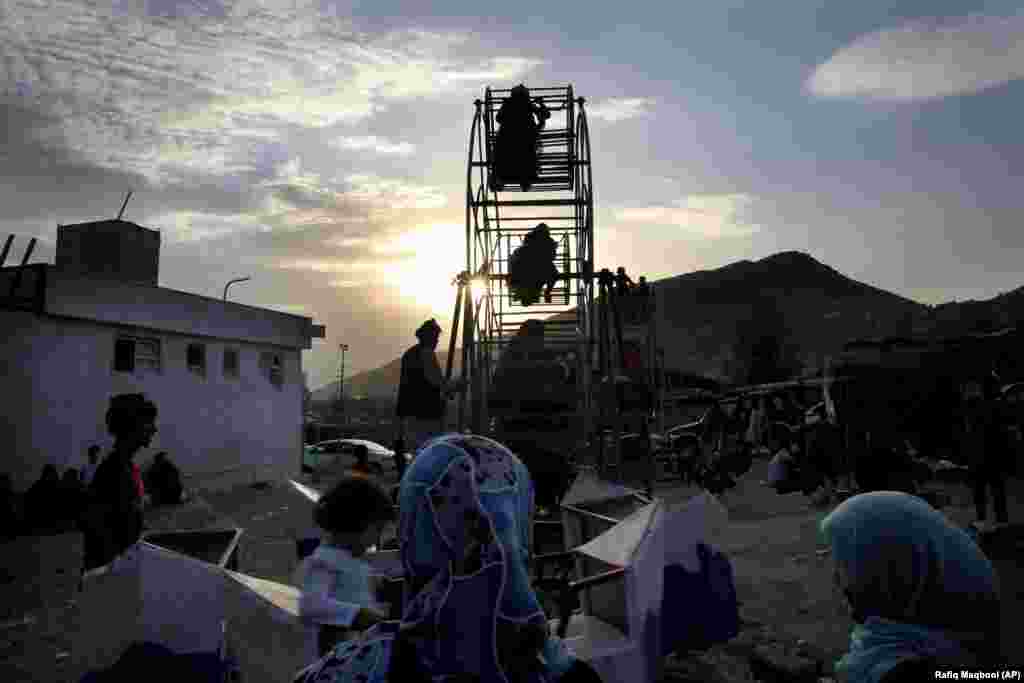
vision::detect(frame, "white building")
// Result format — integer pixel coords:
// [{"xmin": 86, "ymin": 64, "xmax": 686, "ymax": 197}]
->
[{"xmin": 0, "ymin": 220, "xmax": 326, "ymax": 493}]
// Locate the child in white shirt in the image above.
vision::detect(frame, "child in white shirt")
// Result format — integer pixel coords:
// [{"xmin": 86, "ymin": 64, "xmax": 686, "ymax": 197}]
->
[{"xmin": 297, "ymin": 476, "xmax": 395, "ymax": 658}]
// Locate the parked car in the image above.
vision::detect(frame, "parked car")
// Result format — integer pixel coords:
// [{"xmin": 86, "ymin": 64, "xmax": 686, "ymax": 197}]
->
[{"xmin": 304, "ymin": 438, "xmax": 396, "ymax": 474}]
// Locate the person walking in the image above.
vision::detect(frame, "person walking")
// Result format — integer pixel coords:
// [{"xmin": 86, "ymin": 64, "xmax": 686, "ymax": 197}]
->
[{"xmin": 961, "ymin": 378, "xmax": 1010, "ymax": 528}]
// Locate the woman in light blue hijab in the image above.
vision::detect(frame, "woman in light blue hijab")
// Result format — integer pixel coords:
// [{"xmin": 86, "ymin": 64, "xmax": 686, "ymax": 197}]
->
[
  {"xmin": 821, "ymin": 491, "xmax": 1002, "ymax": 683},
  {"xmin": 295, "ymin": 433, "xmax": 600, "ymax": 683}
]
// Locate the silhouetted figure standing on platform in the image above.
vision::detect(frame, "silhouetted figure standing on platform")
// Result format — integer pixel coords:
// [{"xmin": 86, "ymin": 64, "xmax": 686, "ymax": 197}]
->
[
  {"xmin": 491, "ymin": 84, "xmax": 551, "ymax": 192},
  {"xmin": 614, "ymin": 267, "xmax": 634, "ymax": 301},
  {"xmin": 83, "ymin": 393, "xmax": 158, "ymax": 570},
  {"xmin": 396, "ymin": 319, "xmax": 466, "ymax": 453},
  {"xmin": 508, "ymin": 223, "xmax": 560, "ymax": 306},
  {"xmin": 635, "ymin": 276, "xmax": 651, "ymax": 316}
]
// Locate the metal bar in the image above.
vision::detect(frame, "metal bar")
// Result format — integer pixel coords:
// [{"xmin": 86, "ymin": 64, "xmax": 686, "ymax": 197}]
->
[
  {"xmin": 478, "ymin": 199, "xmax": 579, "ymax": 208},
  {"xmin": 8, "ymin": 237, "xmax": 36, "ymax": 300},
  {"xmin": 0, "ymin": 235, "xmax": 13, "ymax": 268},
  {"xmin": 458, "ymin": 281, "xmax": 473, "ymax": 431},
  {"xmin": 446, "ymin": 282, "xmax": 464, "ymax": 383}
]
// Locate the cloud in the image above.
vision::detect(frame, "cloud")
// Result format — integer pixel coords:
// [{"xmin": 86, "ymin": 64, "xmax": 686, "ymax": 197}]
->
[
  {"xmin": 327, "ymin": 236, "xmax": 371, "ymax": 248},
  {"xmin": 1, "ymin": 0, "xmax": 541, "ymax": 186},
  {"xmin": 586, "ymin": 97, "xmax": 654, "ymax": 122},
  {"xmin": 332, "ymin": 135, "xmax": 416, "ymax": 156},
  {"xmin": 806, "ymin": 13, "xmax": 1024, "ymax": 101},
  {"xmin": 339, "ymin": 174, "xmax": 448, "ymax": 210},
  {"xmin": 148, "ymin": 210, "xmax": 267, "ymax": 242},
  {"xmin": 615, "ymin": 194, "xmax": 760, "ymax": 237},
  {"xmin": 277, "ymin": 259, "xmax": 383, "ymax": 273}
]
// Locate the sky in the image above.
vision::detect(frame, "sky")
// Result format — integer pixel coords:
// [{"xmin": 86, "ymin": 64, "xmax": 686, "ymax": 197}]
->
[{"xmin": 4, "ymin": 0, "xmax": 1024, "ymax": 390}]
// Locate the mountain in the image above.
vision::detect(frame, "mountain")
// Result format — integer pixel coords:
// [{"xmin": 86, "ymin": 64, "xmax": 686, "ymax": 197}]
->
[
  {"xmin": 312, "ymin": 349, "xmax": 464, "ymax": 403},
  {"xmin": 650, "ymin": 251, "xmax": 928, "ymax": 380},
  {"xmin": 313, "ymin": 251, "xmax": 1024, "ymax": 396}
]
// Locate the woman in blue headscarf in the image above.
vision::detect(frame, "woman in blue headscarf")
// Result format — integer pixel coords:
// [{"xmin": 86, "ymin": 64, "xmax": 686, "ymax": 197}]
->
[
  {"xmin": 820, "ymin": 491, "xmax": 1003, "ymax": 683},
  {"xmin": 294, "ymin": 433, "xmax": 602, "ymax": 683}
]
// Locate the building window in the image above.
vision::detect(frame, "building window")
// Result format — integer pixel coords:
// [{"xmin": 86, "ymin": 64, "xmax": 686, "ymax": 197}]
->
[
  {"xmin": 187, "ymin": 343, "xmax": 206, "ymax": 376},
  {"xmin": 223, "ymin": 348, "xmax": 239, "ymax": 378},
  {"xmin": 260, "ymin": 351, "xmax": 284, "ymax": 388},
  {"xmin": 114, "ymin": 336, "xmax": 162, "ymax": 374}
]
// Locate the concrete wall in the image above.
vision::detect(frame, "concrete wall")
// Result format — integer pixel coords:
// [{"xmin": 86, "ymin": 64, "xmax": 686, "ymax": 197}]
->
[
  {"xmin": 45, "ymin": 269, "xmax": 322, "ymax": 351},
  {"xmin": 1, "ymin": 310, "xmax": 305, "ymax": 493}
]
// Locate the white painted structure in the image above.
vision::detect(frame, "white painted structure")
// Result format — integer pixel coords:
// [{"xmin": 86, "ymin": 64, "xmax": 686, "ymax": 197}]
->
[{"xmin": 1, "ymin": 220, "xmax": 326, "ymax": 492}]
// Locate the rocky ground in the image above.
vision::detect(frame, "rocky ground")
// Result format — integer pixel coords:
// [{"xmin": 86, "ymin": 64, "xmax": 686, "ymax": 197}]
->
[{"xmin": 3, "ymin": 457, "xmax": 1021, "ymax": 682}]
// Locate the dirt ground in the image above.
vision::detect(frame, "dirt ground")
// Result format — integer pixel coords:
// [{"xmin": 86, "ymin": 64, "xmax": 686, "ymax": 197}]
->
[{"xmin": 3, "ymin": 458, "xmax": 1021, "ymax": 682}]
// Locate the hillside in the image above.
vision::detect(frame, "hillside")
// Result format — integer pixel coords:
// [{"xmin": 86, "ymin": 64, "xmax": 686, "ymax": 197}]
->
[
  {"xmin": 313, "ymin": 251, "xmax": 1024, "ymax": 396},
  {"xmin": 651, "ymin": 251, "xmax": 928, "ymax": 380},
  {"xmin": 312, "ymin": 349, "xmax": 463, "ymax": 403}
]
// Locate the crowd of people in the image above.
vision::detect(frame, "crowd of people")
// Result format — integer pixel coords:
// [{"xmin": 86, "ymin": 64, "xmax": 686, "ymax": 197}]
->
[
  {"xmin": 1, "ymin": 393, "xmax": 187, "ymax": 569},
  {"xmin": 295, "ymin": 433, "xmax": 605, "ymax": 683},
  {"xmin": 290, "ymin": 430, "xmax": 1009, "ymax": 682},
  {"xmin": 682, "ymin": 374, "xmax": 1017, "ymax": 527}
]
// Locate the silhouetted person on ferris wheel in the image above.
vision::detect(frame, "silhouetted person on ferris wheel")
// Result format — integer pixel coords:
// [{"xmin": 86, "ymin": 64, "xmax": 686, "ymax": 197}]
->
[
  {"xmin": 508, "ymin": 223, "xmax": 560, "ymax": 306},
  {"xmin": 491, "ymin": 84, "xmax": 551, "ymax": 192},
  {"xmin": 614, "ymin": 267, "xmax": 634, "ymax": 298}
]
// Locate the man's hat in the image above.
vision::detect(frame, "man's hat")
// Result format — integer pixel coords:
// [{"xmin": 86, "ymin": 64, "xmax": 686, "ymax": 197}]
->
[{"xmin": 416, "ymin": 318, "xmax": 442, "ymax": 339}]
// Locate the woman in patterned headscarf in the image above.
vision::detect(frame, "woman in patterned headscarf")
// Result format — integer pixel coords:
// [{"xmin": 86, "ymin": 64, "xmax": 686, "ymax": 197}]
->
[
  {"xmin": 294, "ymin": 433, "xmax": 602, "ymax": 683},
  {"xmin": 821, "ymin": 491, "xmax": 1003, "ymax": 682}
]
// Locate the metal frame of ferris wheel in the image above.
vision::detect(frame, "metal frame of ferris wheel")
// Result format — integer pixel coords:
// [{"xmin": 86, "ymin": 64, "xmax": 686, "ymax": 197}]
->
[{"xmin": 460, "ymin": 85, "xmax": 596, "ymax": 438}]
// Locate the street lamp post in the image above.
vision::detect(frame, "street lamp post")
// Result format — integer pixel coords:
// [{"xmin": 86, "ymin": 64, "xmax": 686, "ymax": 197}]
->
[
  {"xmin": 337, "ymin": 344, "xmax": 349, "ymax": 422},
  {"xmin": 223, "ymin": 276, "xmax": 252, "ymax": 301}
]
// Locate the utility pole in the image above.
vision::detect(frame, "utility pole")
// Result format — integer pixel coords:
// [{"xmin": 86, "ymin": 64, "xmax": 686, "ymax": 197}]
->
[{"xmin": 336, "ymin": 344, "xmax": 349, "ymax": 422}]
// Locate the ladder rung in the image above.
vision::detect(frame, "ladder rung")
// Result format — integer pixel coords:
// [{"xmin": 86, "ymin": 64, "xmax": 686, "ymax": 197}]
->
[
  {"xmin": 477, "ymin": 217, "xmax": 578, "ymax": 222},
  {"xmin": 479, "ymin": 199, "xmax": 579, "ymax": 207},
  {"xmin": 500, "ymin": 319, "xmax": 578, "ymax": 327}
]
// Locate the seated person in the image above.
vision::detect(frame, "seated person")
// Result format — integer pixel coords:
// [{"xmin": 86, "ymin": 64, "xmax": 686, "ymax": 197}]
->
[
  {"xmin": 508, "ymin": 223, "xmax": 560, "ymax": 305},
  {"xmin": 0, "ymin": 474, "xmax": 21, "ymax": 540},
  {"xmin": 144, "ymin": 452, "xmax": 183, "ymax": 506},
  {"xmin": 491, "ymin": 84, "xmax": 551, "ymax": 192},
  {"xmin": 297, "ymin": 476, "xmax": 394, "ymax": 659},
  {"xmin": 23, "ymin": 464, "xmax": 61, "ymax": 534}
]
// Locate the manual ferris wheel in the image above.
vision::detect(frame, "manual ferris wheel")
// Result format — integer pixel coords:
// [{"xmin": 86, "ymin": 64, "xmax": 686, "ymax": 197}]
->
[{"xmin": 453, "ymin": 85, "xmax": 596, "ymax": 436}]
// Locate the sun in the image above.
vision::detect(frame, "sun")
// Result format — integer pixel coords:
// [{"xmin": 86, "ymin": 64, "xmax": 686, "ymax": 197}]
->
[{"xmin": 381, "ymin": 224, "xmax": 467, "ymax": 316}]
